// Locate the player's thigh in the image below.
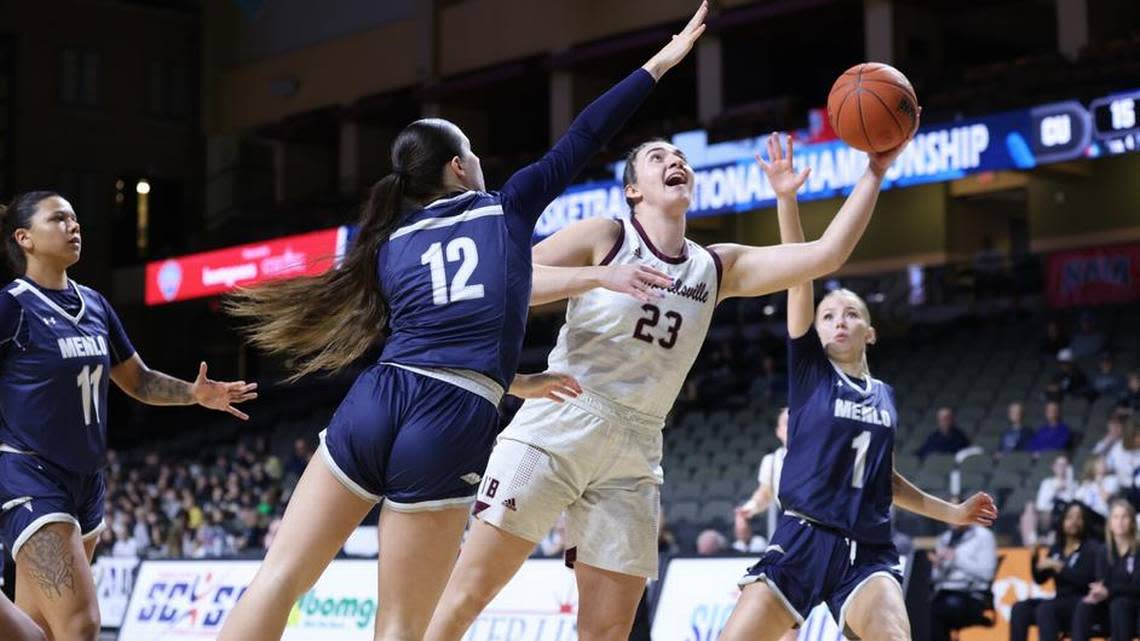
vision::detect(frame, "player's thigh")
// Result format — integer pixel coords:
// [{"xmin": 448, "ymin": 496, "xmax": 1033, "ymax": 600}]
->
[
  {"xmin": 252, "ymin": 453, "xmax": 374, "ymax": 597},
  {"xmin": 718, "ymin": 581, "xmax": 798, "ymax": 641},
  {"xmin": 843, "ymin": 575, "xmax": 910, "ymax": 641},
  {"xmin": 0, "ymin": 592, "xmax": 45, "ymax": 641},
  {"xmin": 15, "ymin": 522, "xmax": 99, "ymax": 640},
  {"xmin": 373, "ymin": 503, "xmax": 472, "ymax": 640},
  {"xmin": 574, "ymin": 562, "xmax": 647, "ymax": 641}
]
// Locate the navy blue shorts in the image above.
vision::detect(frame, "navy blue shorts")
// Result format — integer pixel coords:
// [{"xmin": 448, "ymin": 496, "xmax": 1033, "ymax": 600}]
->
[
  {"xmin": 319, "ymin": 364, "xmax": 501, "ymax": 512},
  {"xmin": 740, "ymin": 513, "xmax": 903, "ymax": 635},
  {"xmin": 0, "ymin": 452, "xmax": 106, "ymax": 559}
]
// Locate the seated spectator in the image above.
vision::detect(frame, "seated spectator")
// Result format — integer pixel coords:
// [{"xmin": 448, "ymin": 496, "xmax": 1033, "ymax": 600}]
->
[
  {"xmin": 747, "ymin": 354, "xmax": 787, "ymax": 404},
  {"xmin": 1118, "ymin": 372, "xmax": 1140, "ymax": 413},
  {"xmin": 1106, "ymin": 416, "xmax": 1140, "ymax": 490},
  {"xmin": 1010, "ymin": 502, "xmax": 1101, "ymax": 641},
  {"xmin": 915, "ymin": 407, "xmax": 971, "ymax": 460},
  {"xmin": 1037, "ymin": 456, "xmax": 1076, "ymax": 531},
  {"xmin": 738, "ymin": 408, "xmax": 788, "ymax": 521},
  {"xmin": 658, "ymin": 512, "xmax": 678, "ymax": 556},
  {"xmin": 997, "ymin": 401, "xmax": 1034, "ymax": 456},
  {"xmin": 1028, "ymin": 402, "xmax": 1072, "ymax": 453},
  {"xmin": 1093, "ymin": 416, "xmax": 1125, "ymax": 457},
  {"xmin": 928, "ymin": 520, "xmax": 998, "ymax": 641},
  {"xmin": 1071, "ymin": 499, "xmax": 1140, "ymax": 641},
  {"xmin": 286, "ymin": 438, "xmax": 312, "ymax": 479},
  {"xmin": 1094, "ymin": 354, "xmax": 1126, "ymax": 399},
  {"xmin": 1069, "ymin": 313, "xmax": 1107, "ymax": 359},
  {"xmin": 1045, "ymin": 350, "xmax": 1091, "ymax": 402},
  {"xmin": 1041, "ymin": 320, "xmax": 1069, "ymax": 356},
  {"xmin": 696, "ymin": 529, "xmax": 728, "ymax": 556},
  {"xmin": 1074, "ymin": 457, "xmax": 1121, "ymax": 518}
]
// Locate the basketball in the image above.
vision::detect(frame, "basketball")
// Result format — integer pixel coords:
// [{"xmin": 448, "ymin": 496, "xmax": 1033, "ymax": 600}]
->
[{"xmin": 827, "ymin": 62, "xmax": 919, "ymax": 153}]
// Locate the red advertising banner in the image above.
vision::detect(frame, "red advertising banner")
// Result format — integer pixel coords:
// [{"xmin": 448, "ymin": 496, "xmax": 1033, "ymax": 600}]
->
[
  {"xmin": 1047, "ymin": 242, "xmax": 1140, "ymax": 308},
  {"xmin": 145, "ymin": 227, "xmax": 348, "ymax": 305}
]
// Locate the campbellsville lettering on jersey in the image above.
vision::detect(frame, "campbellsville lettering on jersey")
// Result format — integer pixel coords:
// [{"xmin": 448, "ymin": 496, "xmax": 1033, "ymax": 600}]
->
[
  {"xmin": 57, "ymin": 335, "xmax": 109, "ymax": 359},
  {"xmin": 662, "ymin": 279, "xmax": 711, "ymax": 304},
  {"xmin": 833, "ymin": 398, "xmax": 893, "ymax": 427}
]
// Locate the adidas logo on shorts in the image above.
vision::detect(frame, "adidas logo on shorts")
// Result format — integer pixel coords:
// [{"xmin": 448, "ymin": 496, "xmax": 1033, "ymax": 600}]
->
[{"xmin": 501, "ymin": 497, "xmax": 517, "ymax": 511}]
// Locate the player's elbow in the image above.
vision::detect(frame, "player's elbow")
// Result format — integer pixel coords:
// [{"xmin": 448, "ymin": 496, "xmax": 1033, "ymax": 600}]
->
[{"xmin": 805, "ymin": 240, "xmax": 846, "ymax": 278}]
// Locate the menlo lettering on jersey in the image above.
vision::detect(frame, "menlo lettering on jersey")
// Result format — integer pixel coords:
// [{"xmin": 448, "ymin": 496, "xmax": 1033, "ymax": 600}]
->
[
  {"xmin": 833, "ymin": 398, "xmax": 893, "ymax": 427},
  {"xmin": 57, "ymin": 335, "xmax": 109, "ymax": 359}
]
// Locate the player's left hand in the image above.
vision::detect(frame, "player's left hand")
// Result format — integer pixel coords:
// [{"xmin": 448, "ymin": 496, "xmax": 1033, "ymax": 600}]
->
[
  {"xmin": 756, "ymin": 132, "xmax": 811, "ymax": 198},
  {"xmin": 191, "ymin": 362, "xmax": 259, "ymax": 420},
  {"xmin": 509, "ymin": 372, "xmax": 583, "ymax": 403},
  {"xmin": 954, "ymin": 491, "xmax": 999, "ymax": 527},
  {"xmin": 867, "ymin": 107, "xmax": 921, "ymax": 178}
]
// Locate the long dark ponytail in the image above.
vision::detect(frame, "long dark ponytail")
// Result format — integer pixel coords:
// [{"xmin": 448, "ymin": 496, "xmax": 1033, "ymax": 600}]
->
[
  {"xmin": 0, "ymin": 191, "xmax": 60, "ymax": 274},
  {"xmin": 225, "ymin": 119, "xmax": 468, "ymax": 380}
]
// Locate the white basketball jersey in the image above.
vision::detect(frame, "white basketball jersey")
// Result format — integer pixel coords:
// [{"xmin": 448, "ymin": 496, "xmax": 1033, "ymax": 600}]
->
[{"xmin": 544, "ymin": 217, "xmax": 721, "ymax": 419}]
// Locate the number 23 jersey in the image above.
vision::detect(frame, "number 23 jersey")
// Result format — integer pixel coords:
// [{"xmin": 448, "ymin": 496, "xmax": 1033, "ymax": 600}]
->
[
  {"xmin": 544, "ymin": 216, "xmax": 721, "ymax": 419},
  {"xmin": 779, "ymin": 326, "xmax": 898, "ymax": 545},
  {"xmin": 0, "ymin": 279, "xmax": 135, "ymax": 474}
]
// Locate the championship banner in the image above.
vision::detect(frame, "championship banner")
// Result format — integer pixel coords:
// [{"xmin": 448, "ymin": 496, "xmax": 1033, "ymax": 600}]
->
[
  {"xmin": 93, "ymin": 555, "xmax": 139, "ymax": 629},
  {"xmin": 961, "ymin": 547, "xmax": 1054, "ymax": 641},
  {"xmin": 1046, "ymin": 241, "xmax": 1140, "ymax": 308},
  {"xmin": 144, "ymin": 226, "xmax": 350, "ymax": 305},
  {"xmin": 651, "ymin": 557, "xmax": 845, "ymax": 641}
]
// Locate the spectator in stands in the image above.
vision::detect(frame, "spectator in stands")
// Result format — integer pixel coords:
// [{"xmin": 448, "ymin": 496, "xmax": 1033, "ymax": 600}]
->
[
  {"xmin": 537, "ymin": 515, "xmax": 567, "ymax": 558},
  {"xmin": 997, "ymin": 401, "xmax": 1034, "ymax": 456},
  {"xmin": 1010, "ymin": 502, "xmax": 1101, "ymax": 641},
  {"xmin": 916, "ymin": 407, "xmax": 971, "ymax": 460},
  {"xmin": 1069, "ymin": 313, "xmax": 1107, "ymax": 359},
  {"xmin": 1094, "ymin": 416, "xmax": 1125, "ymax": 457},
  {"xmin": 1105, "ymin": 416, "xmax": 1140, "ymax": 490},
  {"xmin": 1045, "ymin": 349, "xmax": 1091, "ymax": 402},
  {"xmin": 1075, "ymin": 457, "xmax": 1121, "ymax": 519},
  {"xmin": 1028, "ymin": 401, "xmax": 1072, "ymax": 453},
  {"xmin": 748, "ymin": 354, "xmax": 787, "ymax": 404},
  {"xmin": 1071, "ymin": 499, "xmax": 1139, "ymax": 641},
  {"xmin": 658, "ymin": 512, "xmax": 678, "ymax": 556},
  {"xmin": 1094, "ymin": 354, "xmax": 1126, "ymax": 399},
  {"xmin": 1041, "ymin": 320, "xmax": 1069, "ymax": 356},
  {"xmin": 1036, "ymin": 456, "xmax": 1076, "ymax": 532},
  {"xmin": 696, "ymin": 529, "xmax": 728, "ymax": 556},
  {"xmin": 928, "ymin": 519, "xmax": 998, "ymax": 641},
  {"xmin": 285, "ymin": 437, "xmax": 312, "ymax": 479},
  {"xmin": 111, "ymin": 525, "xmax": 140, "ymax": 558},
  {"xmin": 737, "ymin": 408, "xmax": 788, "ymax": 522},
  {"xmin": 1118, "ymin": 372, "xmax": 1140, "ymax": 413}
]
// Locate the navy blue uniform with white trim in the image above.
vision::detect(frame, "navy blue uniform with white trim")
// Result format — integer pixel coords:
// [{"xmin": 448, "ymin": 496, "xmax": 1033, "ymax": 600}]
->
[
  {"xmin": 320, "ymin": 69, "xmax": 656, "ymax": 510},
  {"xmin": 0, "ymin": 279, "xmax": 135, "ymax": 557},
  {"xmin": 742, "ymin": 326, "xmax": 901, "ymax": 632}
]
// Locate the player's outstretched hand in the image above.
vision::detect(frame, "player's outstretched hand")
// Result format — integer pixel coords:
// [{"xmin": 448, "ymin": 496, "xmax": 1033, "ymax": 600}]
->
[
  {"xmin": 954, "ymin": 491, "xmax": 999, "ymax": 527},
  {"xmin": 599, "ymin": 264, "xmax": 674, "ymax": 303},
  {"xmin": 867, "ymin": 108, "xmax": 921, "ymax": 178},
  {"xmin": 756, "ymin": 132, "xmax": 811, "ymax": 198},
  {"xmin": 509, "ymin": 372, "xmax": 583, "ymax": 403},
  {"xmin": 191, "ymin": 362, "xmax": 259, "ymax": 420},
  {"xmin": 642, "ymin": 1, "xmax": 708, "ymax": 80}
]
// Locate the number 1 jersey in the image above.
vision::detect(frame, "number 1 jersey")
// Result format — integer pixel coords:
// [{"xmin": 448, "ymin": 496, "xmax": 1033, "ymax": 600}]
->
[
  {"xmin": 779, "ymin": 326, "xmax": 898, "ymax": 545},
  {"xmin": 543, "ymin": 217, "xmax": 721, "ymax": 419},
  {"xmin": 0, "ymin": 279, "xmax": 135, "ymax": 473}
]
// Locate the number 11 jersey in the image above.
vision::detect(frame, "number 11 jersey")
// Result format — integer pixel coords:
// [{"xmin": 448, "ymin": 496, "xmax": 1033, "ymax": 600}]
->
[
  {"xmin": 544, "ymin": 216, "xmax": 721, "ymax": 419},
  {"xmin": 0, "ymin": 279, "xmax": 135, "ymax": 474},
  {"xmin": 779, "ymin": 326, "xmax": 898, "ymax": 545}
]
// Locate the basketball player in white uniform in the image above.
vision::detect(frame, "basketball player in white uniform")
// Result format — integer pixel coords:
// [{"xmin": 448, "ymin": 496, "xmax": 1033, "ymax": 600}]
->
[{"xmin": 426, "ymin": 133, "xmax": 907, "ymax": 641}]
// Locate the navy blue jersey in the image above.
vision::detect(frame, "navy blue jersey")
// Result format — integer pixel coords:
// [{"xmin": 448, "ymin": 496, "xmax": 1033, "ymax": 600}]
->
[
  {"xmin": 0, "ymin": 279, "xmax": 135, "ymax": 473},
  {"xmin": 378, "ymin": 68, "xmax": 656, "ymax": 388},
  {"xmin": 778, "ymin": 326, "xmax": 897, "ymax": 545}
]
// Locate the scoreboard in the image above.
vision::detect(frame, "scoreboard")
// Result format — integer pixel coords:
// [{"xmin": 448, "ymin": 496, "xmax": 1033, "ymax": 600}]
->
[{"xmin": 1091, "ymin": 90, "xmax": 1140, "ymax": 154}]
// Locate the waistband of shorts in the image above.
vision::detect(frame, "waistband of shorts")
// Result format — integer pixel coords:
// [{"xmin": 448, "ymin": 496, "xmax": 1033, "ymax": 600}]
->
[
  {"xmin": 0, "ymin": 443, "xmax": 33, "ymax": 455},
  {"xmin": 381, "ymin": 362, "xmax": 504, "ymax": 407},
  {"xmin": 564, "ymin": 388, "xmax": 664, "ymax": 432}
]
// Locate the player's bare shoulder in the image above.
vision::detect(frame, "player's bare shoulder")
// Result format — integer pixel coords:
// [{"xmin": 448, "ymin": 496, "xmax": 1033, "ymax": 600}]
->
[{"xmin": 533, "ymin": 217, "xmax": 624, "ymax": 267}]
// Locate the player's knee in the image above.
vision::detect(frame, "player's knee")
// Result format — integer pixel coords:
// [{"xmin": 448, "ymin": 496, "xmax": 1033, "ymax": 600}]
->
[
  {"xmin": 61, "ymin": 609, "xmax": 100, "ymax": 641},
  {"xmin": 576, "ymin": 615, "xmax": 633, "ymax": 641}
]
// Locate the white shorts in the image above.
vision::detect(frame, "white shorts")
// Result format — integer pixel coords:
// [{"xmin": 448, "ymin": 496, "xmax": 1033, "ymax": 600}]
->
[{"xmin": 476, "ymin": 393, "xmax": 664, "ymax": 578}]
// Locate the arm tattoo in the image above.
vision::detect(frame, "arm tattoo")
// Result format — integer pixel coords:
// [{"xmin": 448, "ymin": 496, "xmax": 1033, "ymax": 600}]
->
[
  {"xmin": 137, "ymin": 369, "xmax": 194, "ymax": 405},
  {"xmin": 20, "ymin": 528, "xmax": 76, "ymax": 600}
]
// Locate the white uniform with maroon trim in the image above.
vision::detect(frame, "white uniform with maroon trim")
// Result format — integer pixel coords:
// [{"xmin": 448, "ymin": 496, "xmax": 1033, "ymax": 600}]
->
[{"xmin": 476, "ymin": 216, "xmax": 722, "ymax": 578}]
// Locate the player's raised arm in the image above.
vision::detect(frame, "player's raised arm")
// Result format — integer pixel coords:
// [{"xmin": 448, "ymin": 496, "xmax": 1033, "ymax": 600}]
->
[
  {"xmin": 499, "ymin": 2, "xmax": 707, "ymax": 233},
  {"xmin": 758, "ymin": 133, "xmax": 815, "ymax": 337}
]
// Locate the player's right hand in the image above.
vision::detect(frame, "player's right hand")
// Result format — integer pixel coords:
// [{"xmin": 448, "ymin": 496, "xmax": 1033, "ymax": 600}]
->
[
  {"xmin": 599, "ymin": 264, "xmax": 674, "ymax": 303},
  {"xmin": 642, "ymin": 1, "xmax": 708, "ymax": 80},
  {"xmin": 508, "ymin": 372, "xmax": 583, "ymax": 403}
]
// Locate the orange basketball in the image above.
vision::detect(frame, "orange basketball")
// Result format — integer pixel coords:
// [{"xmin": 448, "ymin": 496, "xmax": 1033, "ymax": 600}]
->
[{"xmin": 826, "ymin": 62, "xmax": 919, "ymax": 153}]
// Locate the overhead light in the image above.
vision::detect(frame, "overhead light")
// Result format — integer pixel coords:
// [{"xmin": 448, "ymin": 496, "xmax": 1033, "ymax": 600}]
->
[{"xmin": 136, "ymin": 179, "xmax": 151, "ymax": 195}]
